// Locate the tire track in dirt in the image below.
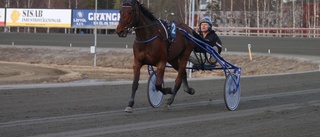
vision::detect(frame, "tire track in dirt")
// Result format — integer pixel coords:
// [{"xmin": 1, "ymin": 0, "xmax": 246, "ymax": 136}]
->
[{"xmin": 0, "ymin": 62, "xmax": 81, "ymax": 84}]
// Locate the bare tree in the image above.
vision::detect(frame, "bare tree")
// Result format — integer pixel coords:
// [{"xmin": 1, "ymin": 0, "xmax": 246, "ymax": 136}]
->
[
  {"xmin": 1, "ymin": 0, "xmax": 318, "ymax": 35},
  {"xmin": 114, "ymin": 0, "xmax": 120, "ymax": 9},
  {"xmin": 293, "ymin": 0, "xmax": 296, "ymax": 28},
  {"xmin": 26, "ymin": 0, "xmax": 33, "ymax": 7},
  {"xmin": 230, "ymin": 0, "xmax": 233, "ymax": 27},
  {"xmin": 280, "ymin": 0, "xmax": 283, "ymax": 28},
  {"xmin": 176, "ymin": 0, "xmax": 186, "ymax": 23},
  {"xmin": 15, "ymin": 0, "xmax": 20, "ymax": 32},
  {"xmin": 313, "ymin": 0, "xmax": 317, "ymax": 36},
  {"xmin": 5, "ymin": 0, "xmax": 11, "ymax": 7},
  {"xmin": 46, "ymin": 0, "xmax": 51, "ymax": 33},
  {"xmin": 14, "ymin": 0, "xmax": 19, "ymax": 7},
  {"xmin": 263, "ymin": 0, "xmax": 266, "ymax": 33},
  {"xmin": 306, "ymin": 0, "xmax": 312, "ymax": 36},
  {"xmin": 244, "ymin": 0, "xmax": 247, "ymax": 27},
  {"xmin": 48, "ymin": 0, "xmax": 51, "ymax": 8},
  {"xmin": 257, "ymin": 0, "xmax": 259, "ymax": 28},
  {"xmin": 25, "ymin": 0, "xmax": 35, "ymax": 33},
  {"xmin": 267, "ymin": 0, "xmax": 271, "ymax": 29},
  {"xmin": 249, "ymin": 0, "xmax": 252, "ymax": 27}
]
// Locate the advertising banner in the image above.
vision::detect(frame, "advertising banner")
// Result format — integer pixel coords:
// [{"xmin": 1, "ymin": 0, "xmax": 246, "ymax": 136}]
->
[
  {"xmin": 72, "ymin": 10, "xmax": 120, "ymax": 29},
  {"xmin": 0, "ymin": 8, "xmax": 5, "ymax": 26},
  {"xmin": 6, "ymin": 8, "xmax": 71, "ymax": 27}
]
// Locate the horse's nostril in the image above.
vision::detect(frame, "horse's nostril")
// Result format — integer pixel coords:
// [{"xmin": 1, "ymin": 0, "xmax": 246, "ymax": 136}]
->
[{"xmin": 116, "ymin": 30, "xmax": 128, "ymax": 37}]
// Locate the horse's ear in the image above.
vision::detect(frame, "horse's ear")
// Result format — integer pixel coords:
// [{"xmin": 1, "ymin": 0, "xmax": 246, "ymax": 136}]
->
[
  {"xmin": 122, "ymin": 0, "xmax": 129, "ymax": 4},
  {"xmin": 134, "ymin": 0, "xmax": 140, "ymax": 5},
  {"xmin": 122, "ymin": 0, "xmax": 135, "ymax": 5}
]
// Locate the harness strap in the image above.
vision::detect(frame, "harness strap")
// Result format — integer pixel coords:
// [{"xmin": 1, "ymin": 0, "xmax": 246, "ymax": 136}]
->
[
  {"xmin": 134, "ymin": 19, "xmax": 170, "ymax": 44},
  {"xmin": 135, "ymin": 35, "xmax": 158, "ymax": 44},
  {"xmin": 134, "ymin": 22, "xmax": 158, "ymax": 30},
  {"xmin": 158, "ymin": 19, "xmax": 169, "ymax": 40},
  {"xmin": 157, "ymin": 19, "xmax": 173, "ymax": 60}
]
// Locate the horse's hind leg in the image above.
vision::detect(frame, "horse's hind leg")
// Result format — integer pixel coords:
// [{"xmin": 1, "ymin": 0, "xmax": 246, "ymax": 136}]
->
[
  {"xmin": 125, "ymin": 61, "xmax": 142, "ymax": 113},
  {"xmin": 166, "ymin": 68, "xmax": 182, "ymax": 106},
  {"xmin": 182, "ymin": 72, "xmax": 195, "ymax": 95},
  {"xmin": 167, "ymin": 60, "xmax": 183, "ymax": 107},
  {"xmin": 166, "ymin": 58, "xmax": 195, "ymax": 106},
  {"xmin": 155, "ymin": 62, "xmax": 172, "ymax": 95},
  {"xmin": 167, "ymin": 68, "xmax": 195, "ymax": 106}
]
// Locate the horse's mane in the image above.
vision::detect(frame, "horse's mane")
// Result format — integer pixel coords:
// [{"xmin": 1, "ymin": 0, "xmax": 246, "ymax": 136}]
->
[{"xmin": 139, "ymin": 4, "xmax": 157, "ymax": 21}]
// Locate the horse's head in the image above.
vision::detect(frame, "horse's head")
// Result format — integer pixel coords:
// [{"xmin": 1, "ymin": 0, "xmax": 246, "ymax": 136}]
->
[{"xmin": 116, "ymin": 0, "xmax": 140, "ymax": 37}]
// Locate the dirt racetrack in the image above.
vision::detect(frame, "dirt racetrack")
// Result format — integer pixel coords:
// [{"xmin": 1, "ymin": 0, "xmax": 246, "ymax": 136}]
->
[
  {"xmin": 0, "ymin": 45, "xmax": 318, "ymax": 85},
  {"xmin": 1, "ymin": 45, "xmax": 320, "ymax": 137}
]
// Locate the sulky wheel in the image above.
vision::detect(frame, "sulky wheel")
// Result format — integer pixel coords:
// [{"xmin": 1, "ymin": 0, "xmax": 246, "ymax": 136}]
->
[
  {"xmin": 147, "ymin": 72, "xmax": 164, "ymax": 108},
  {"xmin": 224, "ymin": 73, "xmax": 241, "ymax": 111}
]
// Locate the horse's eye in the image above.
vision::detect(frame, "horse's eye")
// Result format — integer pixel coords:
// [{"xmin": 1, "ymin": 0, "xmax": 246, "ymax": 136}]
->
[{"xmin": 128, "ymin": 11, "xmax": 133, "ymax": 15}]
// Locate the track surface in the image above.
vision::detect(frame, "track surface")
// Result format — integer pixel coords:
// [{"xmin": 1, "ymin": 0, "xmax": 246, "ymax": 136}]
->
[
  {"xmin": 0, "ymin": 72, "xmax": 320, "ymax": 137},
  {"xmin": 0, "ymin": 33, "xmax": 320, "ymax": 136}
]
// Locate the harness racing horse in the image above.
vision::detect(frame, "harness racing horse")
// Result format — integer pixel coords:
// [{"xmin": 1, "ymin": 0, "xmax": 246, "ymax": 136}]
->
[{"xmin": 116, "ymin": 0, "xmax": 196, "ymax": 113}]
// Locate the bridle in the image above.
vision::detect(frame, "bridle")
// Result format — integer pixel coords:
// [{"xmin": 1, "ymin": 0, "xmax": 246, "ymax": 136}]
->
[
  {"xmin": 121, "ymin": 0, "xmax": 167, "ymax": 44},
  {"xmin": 120, "ymin": 4, "xmax": 137, "ymax": 33},
  {"xmin": 121, "ymin": 1, "xmax": 159, "ymax": 31}
]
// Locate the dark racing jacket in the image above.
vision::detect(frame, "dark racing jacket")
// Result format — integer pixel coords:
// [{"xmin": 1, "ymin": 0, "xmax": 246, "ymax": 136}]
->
[{"xmin": 199, "ymin": 30, "xmax": 222, "ymax": 54}]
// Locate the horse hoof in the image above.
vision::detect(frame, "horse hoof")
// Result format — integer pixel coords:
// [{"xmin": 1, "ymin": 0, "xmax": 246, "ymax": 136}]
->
[
  {"xmin": 125, "ymin": 107, "xmax": 133, "ymax": 113},
  {"xmin": 185, "ymin": 88, "xmax": 195, "ymax": 95},
  {"xmin": 165, "ymin": 104, "xmax": 171, "ymax": 110},
  {"xmin": 166, "ymin": 97, "xmax": 175, "ymax": 106}
]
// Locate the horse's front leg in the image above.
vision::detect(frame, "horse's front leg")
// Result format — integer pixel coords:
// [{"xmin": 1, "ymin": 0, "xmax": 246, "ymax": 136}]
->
[{"xmin": 125, "ymin": 61, "xmax": 142, "ymax": 113}]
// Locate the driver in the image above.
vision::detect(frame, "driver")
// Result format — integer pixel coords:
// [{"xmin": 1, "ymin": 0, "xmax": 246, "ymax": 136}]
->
[{"xmin": 189, "ymin": 17, "xmax": 222, "ymax": 67}]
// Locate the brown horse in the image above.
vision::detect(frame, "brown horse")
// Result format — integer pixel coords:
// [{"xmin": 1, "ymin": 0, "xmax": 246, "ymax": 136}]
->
[{"xmin": 116, "ymin": 0, "xmax": 196, "ymax": 113}]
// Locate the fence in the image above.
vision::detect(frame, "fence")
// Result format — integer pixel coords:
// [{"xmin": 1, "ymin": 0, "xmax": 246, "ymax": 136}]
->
[
  {"xmin": 2, "ymin": 26, "xmax": 320, "ymax": 38},
  {"xmin": 214, "ymin": 27, "xmax": 320, "ymax": 38}
]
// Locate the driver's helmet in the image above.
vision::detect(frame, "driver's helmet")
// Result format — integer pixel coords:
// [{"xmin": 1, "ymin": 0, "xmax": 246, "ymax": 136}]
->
[{"xmin": 199, "ymin": 17, "xmax": 213, "ymax": 31}]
